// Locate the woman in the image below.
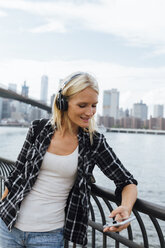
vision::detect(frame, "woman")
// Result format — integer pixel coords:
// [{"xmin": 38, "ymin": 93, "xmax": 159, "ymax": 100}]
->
[{"xmin": 0, "ymin": 72, "xmax": 137, "ymax": 247}]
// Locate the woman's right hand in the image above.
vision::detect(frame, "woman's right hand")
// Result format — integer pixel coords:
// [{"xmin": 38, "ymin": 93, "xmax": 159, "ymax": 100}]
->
[{"xmin": 1, "ymin": 187, "xmax": 9, "ymax": 201}]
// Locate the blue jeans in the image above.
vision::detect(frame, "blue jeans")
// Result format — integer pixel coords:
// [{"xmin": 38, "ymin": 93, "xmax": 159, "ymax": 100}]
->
[{"xmin": 0, "ymin": 218, "xmax": 64, "ymax": 248}]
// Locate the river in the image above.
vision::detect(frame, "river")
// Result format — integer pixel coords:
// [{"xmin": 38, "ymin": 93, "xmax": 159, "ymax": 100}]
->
[{"xmin": 0, "ymin": 126, "xmax": 165, "ymax": 247}]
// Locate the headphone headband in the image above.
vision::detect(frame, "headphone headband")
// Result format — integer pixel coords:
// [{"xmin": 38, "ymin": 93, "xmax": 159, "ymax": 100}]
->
[{"xmin": 61, "ymin": 72, "xmax": 84, "ymax": 90}]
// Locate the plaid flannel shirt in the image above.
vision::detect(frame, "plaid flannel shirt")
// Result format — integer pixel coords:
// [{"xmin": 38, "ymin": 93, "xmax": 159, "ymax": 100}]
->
[{"xmin": 0, "ymin": 119, "xmax": 137, "ymax": 246}]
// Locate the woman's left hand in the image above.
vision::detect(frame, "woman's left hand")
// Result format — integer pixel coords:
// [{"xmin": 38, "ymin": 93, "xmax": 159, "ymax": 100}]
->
[{"xmin": 103, "ymin": 205, "xmax": 131, "ymax": 233}]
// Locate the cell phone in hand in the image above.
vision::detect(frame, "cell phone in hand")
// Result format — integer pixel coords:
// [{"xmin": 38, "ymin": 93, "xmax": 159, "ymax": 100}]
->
[{"xmin": 103, "ymin": 216, "xmax": 136, "ymax": 228}]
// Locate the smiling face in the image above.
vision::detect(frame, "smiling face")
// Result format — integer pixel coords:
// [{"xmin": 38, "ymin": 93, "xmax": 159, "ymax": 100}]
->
[{"xmin": 67, "ymin": 87, "xmax": 98, "ymax": 131}]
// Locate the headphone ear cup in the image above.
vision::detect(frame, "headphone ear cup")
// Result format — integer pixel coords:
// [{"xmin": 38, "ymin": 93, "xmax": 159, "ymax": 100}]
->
[
  {"xmin": 61, "ymin": 94, "xmax": 68, "ymax": 111},
  {"xmin": 56, "ymin": 92, "xmax": 68, "ymax": 111}
]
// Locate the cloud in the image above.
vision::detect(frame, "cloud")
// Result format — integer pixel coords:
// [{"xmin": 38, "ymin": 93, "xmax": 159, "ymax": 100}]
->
[
  {"xmin": 0, "ymin": 0, "xmax": 165, "ymax": 50},
  {"xmin": 0, "ymin": 9, "xmax": 7, "ymax": 17},
  {"xmin": 152, "ymin": 47, "xmax": 165, "ymax": 56},
  {"xmin": 30, "ymin": 19, "xmax": 66, "ymax": 33}
]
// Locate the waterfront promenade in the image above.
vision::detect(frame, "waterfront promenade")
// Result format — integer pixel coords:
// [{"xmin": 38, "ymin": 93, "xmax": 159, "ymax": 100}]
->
[{"xmin": 106, "ymin": 127, "xmax": 165, "ymax": 135}]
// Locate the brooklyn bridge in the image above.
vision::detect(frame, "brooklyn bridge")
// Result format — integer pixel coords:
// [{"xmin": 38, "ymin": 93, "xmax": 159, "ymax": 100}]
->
[{"xmin": 0, "ymin": 85, "xmax": 51, "ymax": 113}]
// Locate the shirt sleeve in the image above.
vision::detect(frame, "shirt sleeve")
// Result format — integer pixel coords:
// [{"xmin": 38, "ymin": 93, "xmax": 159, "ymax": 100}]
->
[
  {"xmin": 4, "ymin": 120, "xmax": 39, "ymax": 191},
  {"xmin": 94, "ymin": 133, "xmax": 138, "ymax": 197}
]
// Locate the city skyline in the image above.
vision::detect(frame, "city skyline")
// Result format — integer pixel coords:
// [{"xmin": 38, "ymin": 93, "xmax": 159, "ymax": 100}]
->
[
  {"xmin": 0, "ymin": 0, "xmax": 165, "ymax": 116},
  {"xmin": 1, "ymin": 79, "xmax": 164, "ymax": 118},
  {"xmin": 1, "ymin": 78, "xmax": 165, "ymax": 131}
]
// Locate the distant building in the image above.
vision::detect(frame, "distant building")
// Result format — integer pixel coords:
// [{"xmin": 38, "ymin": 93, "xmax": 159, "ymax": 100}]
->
[
  {"xmin": 153, "ymin": 104, "xmax": 164, "ymax": 118},
  {"xmin": 97, "ymin": 115, "xmax": 114, "ymax": 128},
  {"xmin": 125, "ymin": 109, "xmax": 129, "ymax": 117},
  {"xmin": 118, "ymin": 108, "xmax": 129, "ymax": 119},
  {"xmin": 50, "ymin": 94, "xmax": 55, "ymax": 108},
  {"xmin": 149, "ymin": 117, "xmax": 159, "ymax": 130},
  {"xmin": 119, "ymin": 116, "xmax": 143, "ymax": 129},
  {"xmin": 40, "ymin": 75, "xmax": 48, "ymax": 104},
  {"xmin": 160, "ymin": 118, "xmax": 165, "ymax": 130},
  {"xmin": 29, "ymin": 107, "xmax": 42, "ymax": 122},
  {"xmin": 103, "ymin": 89, "xmax": 119, "ymax": 120},
  {"xmin": 132, "ymin": 117, "xmax": 143, "ymax": 129},
  {"xmin": 122, "ymin": 117, "xmax": 132, "ymax": 129},
  {"xmin": 21, "ymin": 81, "xmax": 29, "ymax": 97},
  {"xmin": 149, "ymin": 117, "xmax": 165, "ymax": 130},
  {"xmin": 2, "ymin": 99, "xmax": 11, "ymax": 118},
  {"xmin": 0, "ymin": 98, "xmax": 2, "ymax": 120},
  {"xmin": 8, "ymin": 84, "xmax": 21, "ymax": 120},
  {"xmin": 20, "ymin": 81, "xmax": 29, "ymax": 121},
  {"xmin": 143, "ymin": 119, "xmax": 149, "ymax": 129},
  {"xmin": 132, "ymin": 100, "xmax": 148, "ymax": 121},
  {"xmin": 118, "ymin": 108, "xmax": 124, "ymax": 119}
]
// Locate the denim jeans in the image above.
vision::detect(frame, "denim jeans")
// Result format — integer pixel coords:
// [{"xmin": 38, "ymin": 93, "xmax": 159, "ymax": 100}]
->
[{"xmin": 0, "ymin": 218, "xmax": 64, "ymax": 248}]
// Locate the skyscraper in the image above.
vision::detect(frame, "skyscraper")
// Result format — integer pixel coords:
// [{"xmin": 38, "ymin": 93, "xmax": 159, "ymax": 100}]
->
[
  {"xmin": 21, "ymin": 81, "xmax": 29, "ymax": 97},
  {"xmin": 153, "ymin": 104, "xmax": 164, "ymax": 118},
  {"xmin": 50, "ymin": 94, "xmax": 55, "ymax": 108},
  {"xmin": 0, "ymin": 98, "xmax": 2, "ymax": 120},
  {"xmin": 132, "ymin": 100, "xmax": 148, "ymax": 120},
  {"xmin": 40, "ymin": 75, "xmax": 48, "ymax": 104},
  {"xmin": 103, "ymin": 89, "xmax": 119, "ymax": 120}
]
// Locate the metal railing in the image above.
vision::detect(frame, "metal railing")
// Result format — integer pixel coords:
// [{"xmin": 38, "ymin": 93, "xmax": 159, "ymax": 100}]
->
[
  {"xmin": 88, "ymin": 184, "xmax": 165, "ymax": 248},
  {"xmin": 0, "ymin": 157, "xmax": 165, "ymax": 248}
]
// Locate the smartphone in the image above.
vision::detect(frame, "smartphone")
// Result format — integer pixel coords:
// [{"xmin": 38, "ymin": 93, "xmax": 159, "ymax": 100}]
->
[{"xmin": 103, "ymin": 216, "xmax": 136, "ymax": 228}]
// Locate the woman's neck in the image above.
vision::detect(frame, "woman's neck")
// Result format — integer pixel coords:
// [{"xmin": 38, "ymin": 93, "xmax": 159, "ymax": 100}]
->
[{"xmin": 60, "ymin": 125, "xmax": 78, "ymax": 137}]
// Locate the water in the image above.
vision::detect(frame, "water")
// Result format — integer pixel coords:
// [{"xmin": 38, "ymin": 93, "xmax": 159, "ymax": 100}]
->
[
  {"xmin": 0, "ymin": 127, "xmax": 165, "ymax": 247},
  {"xmin": 94, "ymin": 131, "xmax": 165, "ymax": 206}
]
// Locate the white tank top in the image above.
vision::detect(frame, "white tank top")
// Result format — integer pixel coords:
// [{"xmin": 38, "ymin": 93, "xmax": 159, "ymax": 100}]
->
[{"xmin": 15, "ymin": 147, "xmax": 78, "ymax": 232}]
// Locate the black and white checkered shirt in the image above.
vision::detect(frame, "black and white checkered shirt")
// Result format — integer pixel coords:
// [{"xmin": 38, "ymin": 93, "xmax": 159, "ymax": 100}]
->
[{"xmin": 0, "ymin": 119, "xmax": 137, "ymax": 246}]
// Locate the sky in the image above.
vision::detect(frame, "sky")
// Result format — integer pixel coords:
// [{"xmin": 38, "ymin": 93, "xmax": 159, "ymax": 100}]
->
[{"xmin": 0, "ymin": 0, "xmax": 165, "ymax": 116}]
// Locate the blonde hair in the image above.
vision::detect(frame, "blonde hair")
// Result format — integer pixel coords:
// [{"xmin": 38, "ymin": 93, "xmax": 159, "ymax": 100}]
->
[{"xmin": 51, "ymin": 72, "xmax": 99, "ymax": 143}]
